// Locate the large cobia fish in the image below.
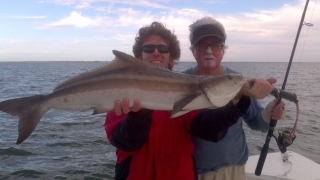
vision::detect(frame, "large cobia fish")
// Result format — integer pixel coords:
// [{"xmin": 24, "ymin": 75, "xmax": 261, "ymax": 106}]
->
[{"xmin": 0, "ymin": 50, "xmax": 248, "ymax": 144}]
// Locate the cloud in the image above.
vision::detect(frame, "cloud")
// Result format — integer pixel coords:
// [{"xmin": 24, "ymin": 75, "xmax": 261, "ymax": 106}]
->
[
  {"xmin": 6, "ymin": 39, "xmax": 25, "ymax": 43},
  {"xmin": 2, "ymin": 0, "xmax": 319, "ymax": 62},
  {"xmin": 199, "ymin": 0, "xmax": 228, "ymax": 4},
  {"xmin": 0, "ymin": 14, "xmax": 47, "ymax": 19},
  {"xmin": 219, "ymin": 1, "xmax": 320, "ymax": 62},
  {"xmin": 47, "ymin": 0, "xmax": 78, "ymax": 6},
  {"xmin": 75, "ymin": 2, "xmax": 91, "ymax": 9},
  {"xmin": 46, "ymin": 11, "xmax": 102, "ymax": 28},
  {"xmin": 48, "ymin": 0, "xmax": 170, "ymax": 10},
  {"xmin": 222, "ymin": 1, "xmax": 319, "ymax": 43},
  {"xmin": 112, "ymin": 34, "xmax": 136, "ymax": 44}
]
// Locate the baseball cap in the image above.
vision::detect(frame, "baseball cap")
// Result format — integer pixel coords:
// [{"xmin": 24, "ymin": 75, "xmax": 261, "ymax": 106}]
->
[{"xmin": 190, "ymin": 19, "xmax": 226, "ymax": 45}]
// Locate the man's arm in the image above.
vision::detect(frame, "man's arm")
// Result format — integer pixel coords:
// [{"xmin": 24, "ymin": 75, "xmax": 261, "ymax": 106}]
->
[
  {"xmin": 189, "ymin": 96, "xmax": 251, "ymax": 142},
  {"xmin": 242, "ymin": 97, "xmax": 268, "ymax": 132},
  {"xmin": 108, "ymin": 110, "xmax": 153, "ymax": 151},
  {"xmin": 105, "ymin": 98, "xmax": 152, "ymax": 151},
  {"xmin": 244, "ymin": 98, "xmax": 286, "ymax": 132}
]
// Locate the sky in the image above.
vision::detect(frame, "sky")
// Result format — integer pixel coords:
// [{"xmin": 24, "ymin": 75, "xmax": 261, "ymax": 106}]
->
[{"xmin": 0, "ymin": 0, "xmax": 319, "ymax": 62}]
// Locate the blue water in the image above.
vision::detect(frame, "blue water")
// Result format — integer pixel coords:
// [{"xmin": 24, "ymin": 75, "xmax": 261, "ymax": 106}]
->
[{"xmin": 0, "ymin": 61, "xmax": 319, "ymax": 179}]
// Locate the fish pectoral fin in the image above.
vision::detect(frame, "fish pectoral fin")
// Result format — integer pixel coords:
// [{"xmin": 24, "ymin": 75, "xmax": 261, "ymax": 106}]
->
[
  {"xmin": 172, "ymin": 93, "xmax": 200, "ymax": 117},
  {"xmin": 92, "ymin": 106, "xmax": 113, "ymax": 115},
  {"xmin": 170, "ymin": 110, "xmax": 190, "ymax": 118}
]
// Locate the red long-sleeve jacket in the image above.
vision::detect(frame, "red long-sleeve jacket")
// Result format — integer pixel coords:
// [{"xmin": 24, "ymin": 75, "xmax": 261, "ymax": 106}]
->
[{"xmin": 105, "ymin": 97, "xmax": 250, "ymax": 180}]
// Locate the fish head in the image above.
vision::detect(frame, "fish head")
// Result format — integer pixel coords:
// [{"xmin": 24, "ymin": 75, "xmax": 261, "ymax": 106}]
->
[{"xmin": 199, "ymin": 74, "xmax": 247, "ymax": 107}]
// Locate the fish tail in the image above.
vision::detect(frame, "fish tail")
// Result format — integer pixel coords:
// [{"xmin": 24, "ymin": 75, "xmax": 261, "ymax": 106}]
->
[{"xmin": 0, "ymin": 95, "xmax": 49, "ymax": 144}]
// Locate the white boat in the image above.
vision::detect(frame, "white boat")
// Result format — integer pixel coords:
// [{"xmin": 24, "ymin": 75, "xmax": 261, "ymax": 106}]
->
[{"xmin": 245, "ymin": 151, "xmax": 320, "ymax": 180}]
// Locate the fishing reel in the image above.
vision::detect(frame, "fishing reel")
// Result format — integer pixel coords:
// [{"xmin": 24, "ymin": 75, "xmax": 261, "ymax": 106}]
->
[{"xmin": 274, "ymin": 129, "xmax": 296, "ymax": 153}]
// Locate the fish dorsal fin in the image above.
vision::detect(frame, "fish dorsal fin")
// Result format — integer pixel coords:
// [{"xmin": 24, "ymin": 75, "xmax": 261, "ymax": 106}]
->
[
  {"xmin": 112, "ymin": 50, "xmax": 151, "ymax": 67},
  {"xmin": 54, "ymin": 50, "xmax": 149, "ymax": 91}
]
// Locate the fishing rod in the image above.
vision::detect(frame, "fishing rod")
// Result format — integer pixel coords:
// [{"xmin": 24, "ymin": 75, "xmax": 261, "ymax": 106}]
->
[{"xmin": 255, "ymin": 0, "xmax": 312, "ymax": 176}]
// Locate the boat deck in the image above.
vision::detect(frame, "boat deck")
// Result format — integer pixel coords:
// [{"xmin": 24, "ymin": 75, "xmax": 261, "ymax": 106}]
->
[{"xmin": 245, "ymin": 151, "xmax": 320, "ymax": 180}]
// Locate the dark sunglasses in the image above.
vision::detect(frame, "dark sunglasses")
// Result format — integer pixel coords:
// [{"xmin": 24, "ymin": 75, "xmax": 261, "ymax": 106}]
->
[
  {"xmin": 142, "ymin": 45, "xmax": 170, "ymax": 54},
  {"xmin": 195, "ymin": 43, "xmax": 224, "ymax": 52}
]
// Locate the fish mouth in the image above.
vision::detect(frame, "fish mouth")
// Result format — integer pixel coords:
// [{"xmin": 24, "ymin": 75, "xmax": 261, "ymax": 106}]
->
[{"xmin": 243, "ymin": 79, "xmax": 253, "ymax": 88}]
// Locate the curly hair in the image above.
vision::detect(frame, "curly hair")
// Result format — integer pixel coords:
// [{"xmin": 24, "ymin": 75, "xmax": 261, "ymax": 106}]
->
[{"xmin": 132, "ymin": 22, "xmax": 180, "ymax": 70}]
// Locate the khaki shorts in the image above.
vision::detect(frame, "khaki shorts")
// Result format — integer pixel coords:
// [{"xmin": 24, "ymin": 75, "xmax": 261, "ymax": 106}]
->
[{"xmin": 198, "ymin": 165, "xmax": 246, "ymax": 180}]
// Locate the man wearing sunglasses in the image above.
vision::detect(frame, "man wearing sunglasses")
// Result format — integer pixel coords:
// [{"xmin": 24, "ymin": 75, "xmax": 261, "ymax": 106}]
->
[
  {"xmin": 184, "ymin": 17, "xmax": 286, "ymax": 180},
  {"xmin": 104, "ymin": 21, "xmax": 278, "ymax": 180}
]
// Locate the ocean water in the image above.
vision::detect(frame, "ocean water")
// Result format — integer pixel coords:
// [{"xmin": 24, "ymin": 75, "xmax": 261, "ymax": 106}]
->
[{"xmin": 0, "ymin": 61, "xmax": 319, "ymax": 179}]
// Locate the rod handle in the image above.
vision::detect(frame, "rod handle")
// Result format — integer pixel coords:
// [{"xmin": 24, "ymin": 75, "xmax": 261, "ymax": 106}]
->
[{"xmin": 255, "ymin": 143, "xmax": 269, "ymax": 176}]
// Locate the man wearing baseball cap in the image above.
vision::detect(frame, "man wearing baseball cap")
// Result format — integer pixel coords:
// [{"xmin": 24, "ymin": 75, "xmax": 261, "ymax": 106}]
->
[{"xmin": 183, "ymin": 17, "xmax": 286, "ymax": 180}]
